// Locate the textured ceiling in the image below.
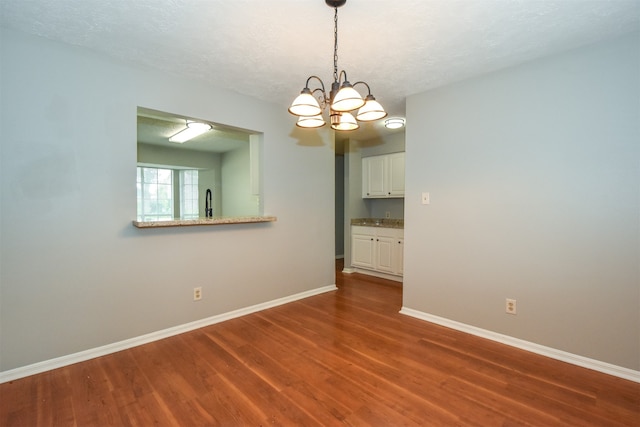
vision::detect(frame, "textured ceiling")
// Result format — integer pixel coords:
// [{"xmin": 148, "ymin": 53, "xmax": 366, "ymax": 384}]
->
[{"xmin": 1, "ymin": 0, "xmax": 639, "ymax": 137}]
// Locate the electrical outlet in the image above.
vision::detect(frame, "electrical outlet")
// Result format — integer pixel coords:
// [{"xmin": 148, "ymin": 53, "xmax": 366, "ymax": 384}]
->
[
  {"xmin": 506, "ymin": 298, "xmax": 516, "ymax": 315},
  {"xmin": 385, "ymin": 211, "xmax": 391, "ymax": 218},
  {"xmin": 193, "ymin": 287, "xmax": 202, "ymax": 301}
]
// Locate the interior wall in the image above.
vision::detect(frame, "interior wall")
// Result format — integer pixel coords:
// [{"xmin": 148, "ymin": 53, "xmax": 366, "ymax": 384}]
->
[
  {"xmin": 357, "ymin": 131, "xmax": 405, "ymax": 157},
  {"xmin": 335, "ymin": 154, "xmax": 345, "ymax": 258},
  {"xmin": 366, "ymin": 198, "xmax": 404, "ymax": 220},
  {"xmin": 137, "ymin": 143, "xmax": 221, "ymax": 169},
  {"xmin": 0, "ymin": 28, "xmax": 335, "ymax": 372},
  {"xmin": 221, "ymin": 144, "xmax": 255, "ymax": 216},
  {"xmin": 403, "ymin": 33, "xmax": 640, "ymax": 370}
]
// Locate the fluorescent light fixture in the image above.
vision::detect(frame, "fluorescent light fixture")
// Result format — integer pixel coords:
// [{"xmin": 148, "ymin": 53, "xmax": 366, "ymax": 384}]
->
[
  {"xmin": 169, "ymin": 122, "xmax": 212, "ymax": 143},
  {"xmin": 384, "ymin": 118, "xmax": 405, "ymax": 129}
]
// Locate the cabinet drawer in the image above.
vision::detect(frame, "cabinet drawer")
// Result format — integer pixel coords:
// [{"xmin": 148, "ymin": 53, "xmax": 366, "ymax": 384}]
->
[{"xmin": 375, "ymin": 227, "xmax": 401, "ymax": 239}]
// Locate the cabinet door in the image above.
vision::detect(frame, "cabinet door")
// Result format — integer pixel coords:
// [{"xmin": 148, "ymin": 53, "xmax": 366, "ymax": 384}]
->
[
  {"xmin": 352, "ymin": 233, "xmax": 375, "ymax": 269},
  {"xmin": 363, "ymin": 156, "xmax": 386, "ymax": 197},
  {"xmin": 395, "ymin": 238, "xmax": 404, "ymax": 275},
  {"xmin": 387, "ymin": 152, "xmax": 405, "ymax": 197},
  {"xmin": 375, "ymin": 235, "xmax": 395, "ymax": 273}
]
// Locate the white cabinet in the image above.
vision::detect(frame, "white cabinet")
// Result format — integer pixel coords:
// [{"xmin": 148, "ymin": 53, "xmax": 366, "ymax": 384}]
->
[
  {"xmin": 362, "ymin": 152, "xmax": 405, "ymax": 198},
  {"xmin": 351, "ymin": 226, "xmax": 404, "ymax": 280},
  {"xmin": 387, "ymin": 153, "xmax": 405, "ymax": 196},
  {"xmin": 362, "ymin": 155, "xmax": 386, "ymax": 197},
  {"xmin": 351, "ymin": 232, "xmax": 375, "ymax": 269}
]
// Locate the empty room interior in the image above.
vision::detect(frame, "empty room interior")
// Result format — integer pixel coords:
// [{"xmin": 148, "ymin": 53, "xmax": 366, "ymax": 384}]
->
[{"xmin": 1, "ymin": 0, "xmax": 639, "ymax": 425}]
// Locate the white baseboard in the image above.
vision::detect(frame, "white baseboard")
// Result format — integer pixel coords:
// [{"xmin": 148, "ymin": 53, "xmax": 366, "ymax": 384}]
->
[
  {"xmin": 341, "ymin": 267, "xmax": 403, "ymax": 282},
  {"xmin": 0, "ymin": 285, "xmax": 338, "ymax": 384},
  {"xmin": 399, "ymin": 307, "xmax": 640, "ymax": 383},
  {"xmin": 352, "ymin": 267, "xmax": 403, "ymax": 282}
]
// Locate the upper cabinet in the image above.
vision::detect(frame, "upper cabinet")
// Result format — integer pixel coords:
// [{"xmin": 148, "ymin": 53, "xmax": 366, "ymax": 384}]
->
[{"xmin": 362, "ymin": 152, "xmax": 405, "ymax": 198}]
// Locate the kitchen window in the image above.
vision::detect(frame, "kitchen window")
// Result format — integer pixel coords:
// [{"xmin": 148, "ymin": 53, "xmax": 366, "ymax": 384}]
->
[
  {"xmin": 137, "ymin": 167, "xmax": 201, "ymax": 221},
  {"xmin": 179, "ymin": 169, "xmax": 200, "ymax": 219}
]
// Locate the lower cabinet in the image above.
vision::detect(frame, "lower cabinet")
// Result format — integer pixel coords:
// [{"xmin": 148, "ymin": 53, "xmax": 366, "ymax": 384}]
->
[{"xmin": 351, "ymin": 226, "xmax": 403, "ymax": 280}]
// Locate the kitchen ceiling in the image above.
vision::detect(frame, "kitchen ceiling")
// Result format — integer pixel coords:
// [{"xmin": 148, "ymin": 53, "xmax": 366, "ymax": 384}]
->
[
  {"xmin": 137, "ymin": 108, "xmax": 251, "ymax": 154},
  {"xmin": 1, "ymin": 0, "xmax": 638, "ymax": 139}
]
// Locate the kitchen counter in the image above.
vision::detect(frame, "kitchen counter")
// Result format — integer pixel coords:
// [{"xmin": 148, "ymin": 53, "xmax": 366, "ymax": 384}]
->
[
  {"xmin": 351, "ymin": 218, "xmax": 404, "ymax": 229},
  {"xmin": 133, "ymin": 216, "xmax": 277, "ymax": 228}
]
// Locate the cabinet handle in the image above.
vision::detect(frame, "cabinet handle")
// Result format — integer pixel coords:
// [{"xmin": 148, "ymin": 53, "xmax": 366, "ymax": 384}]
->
[
  {"xmin": 376, "ymin": 238, "xmax": 379, "ymax": 241},
  {"xmin": 370, "ymin": 238, "xmax": 374, "ymax": 241}
]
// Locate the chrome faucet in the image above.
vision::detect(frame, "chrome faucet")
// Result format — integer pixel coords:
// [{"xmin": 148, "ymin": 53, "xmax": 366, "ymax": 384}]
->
[{"xmin": 205, "ymin": 189, "xmax": 212, "ymax": 217}]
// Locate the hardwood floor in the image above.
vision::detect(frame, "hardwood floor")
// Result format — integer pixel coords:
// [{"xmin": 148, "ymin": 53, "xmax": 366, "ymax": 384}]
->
[{"xmin": 1, "ymin": 262, "xmax": 638, "ymax": 426}]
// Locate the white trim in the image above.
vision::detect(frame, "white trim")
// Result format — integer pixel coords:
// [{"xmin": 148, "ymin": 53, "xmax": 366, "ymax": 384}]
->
[
  {"xmin": 342, "ymin": 267, "xmax": 356, "ymax": 274},
  {"xmin": 0, "ymin": 285, "xmax": 338, "ymax": 384},
  {"xmin": 352, "ymin": 267, "xmax": 403, "ymax": 282},
  {"xmin": 399, "ymin": 307, "xmax": 640, "ymax": 383}
]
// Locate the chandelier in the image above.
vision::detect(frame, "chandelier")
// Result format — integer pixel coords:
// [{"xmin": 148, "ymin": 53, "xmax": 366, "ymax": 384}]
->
[{"xmin": 288, "ymin": 0, "xmax": 387, "ymax": 131}]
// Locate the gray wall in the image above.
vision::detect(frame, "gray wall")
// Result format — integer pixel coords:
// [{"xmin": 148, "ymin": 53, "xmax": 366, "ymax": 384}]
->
[
  {"xmin": 358, "ymin": 131, "xmax": 405, "ymax": 157},
  {"xmin": 335, "ymin": 155, "xmax": 345, "ymax": 258},
  {"xmin": 221, "ymin": 144, "xmax": 256, "ymax": 217},
  {"xmin": 0, "ymin": 29, "xmax": 335, "ymax": 372},
  {"xmin": 137, "ymin": 143, "xmax": 221, "ymax": 170},
  {"xmin": 404, "ymin": 34, "xmax": 640, "ymax": 370}
]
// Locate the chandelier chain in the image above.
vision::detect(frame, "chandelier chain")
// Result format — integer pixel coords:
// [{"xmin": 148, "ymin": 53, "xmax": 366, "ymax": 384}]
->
[{"xmin": 333, "ymin": 6, "xmax": 339, "ymax": 83}]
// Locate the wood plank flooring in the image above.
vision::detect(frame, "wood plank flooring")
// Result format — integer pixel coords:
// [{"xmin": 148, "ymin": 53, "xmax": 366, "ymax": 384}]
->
[{"xmin": 1, "ymin": 262, "xmax": 639, "ymax": 426}]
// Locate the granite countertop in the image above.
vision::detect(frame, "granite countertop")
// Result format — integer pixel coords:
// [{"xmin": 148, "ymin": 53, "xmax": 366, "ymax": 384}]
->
[
  {"xmin": 133, "ymin": 216, "xmax": 277, "ymax": 228},
  {"xmin": 351, "ymin": 218, "xmax": 404, "ymax": 229}
]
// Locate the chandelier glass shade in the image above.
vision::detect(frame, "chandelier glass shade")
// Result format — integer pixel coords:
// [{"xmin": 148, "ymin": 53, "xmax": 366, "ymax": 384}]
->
[
  {"xmin": 288, "ymin": 88, "xmax": 322, "ymax": 117},
  {"xmin": 288, "ymin": 0, "xmax": 387, "ymax": 131},
  {"xmin": 331, "ymin": 112, "xmax": 358, "ymax": 131},
  {"xmin": 331, "ymin": 82, "xmax": 366, "ymax": 112},
  {"xmin": 296, "ymin": 114, "xmax": 326, "ymax": 128},
  {"xmin": 356, "ymin": 95, "xmax": 386, "ymax": 121}
]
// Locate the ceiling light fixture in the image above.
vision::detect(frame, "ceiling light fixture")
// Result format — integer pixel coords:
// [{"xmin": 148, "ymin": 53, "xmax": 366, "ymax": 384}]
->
[
  {"xmin": 288, "ymin": 0, "xmax": 387, "ymax": 131},
  {"xmin": 169, "ymin": 121, "xmax": 212, "ymax": 143},
  {"xmin": 384, "ymin": 118, "xmax": 405, "ymax": 129}
]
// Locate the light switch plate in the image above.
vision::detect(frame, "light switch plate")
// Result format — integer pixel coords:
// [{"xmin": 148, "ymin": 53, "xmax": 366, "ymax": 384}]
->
[{"xmin": 421, "ymin": 192, "xmax": 430, "ymax": 205}]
